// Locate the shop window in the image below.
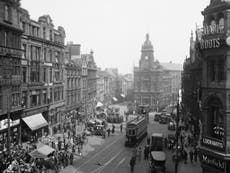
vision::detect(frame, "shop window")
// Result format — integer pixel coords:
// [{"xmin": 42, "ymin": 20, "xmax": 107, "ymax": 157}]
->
[{"xmin": 207, "ymin": 98, "xmax": 224, "ymax": 140}]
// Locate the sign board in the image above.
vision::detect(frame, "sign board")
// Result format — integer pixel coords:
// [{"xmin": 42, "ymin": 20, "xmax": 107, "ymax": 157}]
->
[
  {"xmin": 201, "ymin": 153, "xmax": 225, "ymax": 172},
  {"xmin": 201, "ymin": 136, "xmax": 225, "ymax": 151}
]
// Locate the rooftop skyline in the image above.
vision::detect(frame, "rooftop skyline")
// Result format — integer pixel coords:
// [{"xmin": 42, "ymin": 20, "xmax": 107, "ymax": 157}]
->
[{"xmin": 21, "ymin": 0, "xmax": 209, "ymax": 74}]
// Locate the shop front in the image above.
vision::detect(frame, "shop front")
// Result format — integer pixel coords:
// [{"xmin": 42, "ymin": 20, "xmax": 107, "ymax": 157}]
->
[
  {"xmin": 0, "ymin": 119, "xmax": 20, "ymax": 151},
  {"xmin": 21, "ymin": 113, "xmax": 48, "ymax": 143},
  {"xmin": 48, "ymin": 104, "xmax": 65, "ymax": 135},
  {"xmin": 199, "ymin": 146, "xmax": 230, "ymax": 173}
]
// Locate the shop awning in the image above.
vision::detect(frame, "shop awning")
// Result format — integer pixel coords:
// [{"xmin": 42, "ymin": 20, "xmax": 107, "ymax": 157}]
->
[
  {"xmin": 22, "ymin": 113, "xmax": 48, "ymax": 131},
  {"xmin": 96, "ymin": 101, "xmax": 103, "ymax": 107},
  {"xmin": 112, "ymin": 97, "xmax": 118, "ymax": 101},
  {"xmin": 29, "ymin": 144, "xmax": 55, "ymax": 158}
]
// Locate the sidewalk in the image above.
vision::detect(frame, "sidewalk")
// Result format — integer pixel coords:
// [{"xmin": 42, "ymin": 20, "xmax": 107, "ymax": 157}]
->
[{"xmin": 178, "ymin": 160, "xmax": 202, "ymax": 173}]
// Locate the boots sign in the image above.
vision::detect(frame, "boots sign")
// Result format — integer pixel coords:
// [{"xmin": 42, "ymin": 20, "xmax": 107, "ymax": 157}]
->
[{"xmin": 199, "ymin": 24, "xmax": 224, "ymax": 50}]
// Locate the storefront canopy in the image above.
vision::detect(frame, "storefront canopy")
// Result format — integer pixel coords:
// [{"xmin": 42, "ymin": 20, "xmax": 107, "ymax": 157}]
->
[
  {"xmin": 22, "ymin": 113, "xmax": 48, "ymax": 131},
  {"xmin": 29, "ymin": 145, "xmax": 55, "ymax": 158},
  {"xmin": 96, "ymin": 101, "xmax": 103, "ymax": 108}
]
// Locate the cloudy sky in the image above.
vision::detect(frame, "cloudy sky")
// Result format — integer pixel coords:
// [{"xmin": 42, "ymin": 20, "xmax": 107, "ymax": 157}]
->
[{"xmin": 21, "ymin": 0, "xmax": 210, "ymax": 74}]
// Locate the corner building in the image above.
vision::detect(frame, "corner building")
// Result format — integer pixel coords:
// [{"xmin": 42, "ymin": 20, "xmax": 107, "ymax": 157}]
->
[
  {"xmin": 134, "ymin": 34, "xmax": 163, "ymax": 111},
  {"xmin": 199, "ymin": 0, "xmax": 230, "ymax": 172}
]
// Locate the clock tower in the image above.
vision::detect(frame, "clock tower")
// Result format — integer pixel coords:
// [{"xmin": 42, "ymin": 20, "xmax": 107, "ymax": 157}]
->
[
  {"xmin": 139, "ymin": 33, "xmax": 154, "ymax": 69},
  {"xmin": 134, "ymin": 34, "xmax": 163, "ymax": 111}
]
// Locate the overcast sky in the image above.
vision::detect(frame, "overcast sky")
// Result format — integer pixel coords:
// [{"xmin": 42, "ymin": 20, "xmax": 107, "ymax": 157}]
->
[{"xmin": 21, "ymin": 0, "xmax": 210, "ymax": 74}]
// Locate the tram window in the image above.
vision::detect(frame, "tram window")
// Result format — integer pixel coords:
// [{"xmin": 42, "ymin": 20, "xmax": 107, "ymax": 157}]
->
[{"xmin": 129, "ymin": 129, "xmax": 135, "ymax": 135}]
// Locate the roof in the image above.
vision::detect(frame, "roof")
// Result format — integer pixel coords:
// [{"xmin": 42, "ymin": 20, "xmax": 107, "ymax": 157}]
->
[
  {"xmin": 161, "ymin": 62, "xmax": 183, "ymax": 71},
  {"xmin": 151, "ymin": 151, "xmax": 166, "ymax": 161},
  {"xmin": 151, "ymin": 133, "xmax": 163, "ymax": 137}
]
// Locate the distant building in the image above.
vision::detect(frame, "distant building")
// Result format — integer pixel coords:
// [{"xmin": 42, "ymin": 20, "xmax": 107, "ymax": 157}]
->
[
  {"xmin": 161, "ymin": 62, "xmax": 183, "ymax": 106},
  {"xmin": 134, "ymin": 34, "xmax": 164, "ymax": 111},
  {"xmin": 64, "ymin": 45, "xmax": 82, "ymax": 128}
]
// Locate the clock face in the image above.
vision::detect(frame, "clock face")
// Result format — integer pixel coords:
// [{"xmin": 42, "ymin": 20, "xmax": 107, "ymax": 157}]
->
[{"xmin": 145, "ymin": 56, "xmax": 148, "ymax": 60}]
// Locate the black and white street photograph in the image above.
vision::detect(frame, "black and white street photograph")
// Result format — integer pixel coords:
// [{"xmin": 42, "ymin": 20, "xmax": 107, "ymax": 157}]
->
[{"xmin": 0, "ymin": 0, "xmax": 229, "ymax": 172}]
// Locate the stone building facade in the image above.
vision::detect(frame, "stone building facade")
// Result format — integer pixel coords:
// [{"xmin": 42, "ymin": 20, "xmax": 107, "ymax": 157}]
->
[
  {"xmin": 195, "ymin": 1, "xmax": 230, "ymax": 172},
  {"xmin": 0, "ymin": 0, "xmax": 23, "ymax": 147},
  {"xmin": 63, "ymin": 47, "xmax": 81, "ymax": 129},
  {"xmin": 19, "ymin": 10, "xmax": 66, "ymax": 137},
  {"xmin": 134, "ymin": 34, "xmax": 164, "ymax": 111}
]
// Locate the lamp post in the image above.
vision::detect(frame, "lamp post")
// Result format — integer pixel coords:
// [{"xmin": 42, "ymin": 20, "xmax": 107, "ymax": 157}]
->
[
  {"xmin": 174, "ymin": 97, "xmax": 180, "ymax": 173},
  {"xmin": 7, "ymin": 89, "xmax": 11, "ymax": 155}
]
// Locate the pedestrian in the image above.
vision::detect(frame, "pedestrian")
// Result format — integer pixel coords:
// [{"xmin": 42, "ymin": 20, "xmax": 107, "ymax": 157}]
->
[
  {"xmin": 78, "ymin": 146, "xmax": 81, "ymax": 156},
  {"xmin": 72, "ymin": 145, "xmax": 75, "ymax": 153},
  {"xmin": 147, "ymin": 136, "xmax": 150, "ymax": 145},
  {"xmin": 137, "ymin": 146, "xmax": 142, "ymax": 160},
  {"xmin": 194, "ymin": 147, "xmax": 198, "ymax": 162},
  {"xmin": 70, "ymin": 152, "xmax": 74, "ymax": 165},
  {"xmin": 112, "ymin": 124, "xmax": 115, "ymax": 134},
  {"xmin": 189, "ymin": 149, "xmax": 194, "ymax": 163},
  {"xmin": 144, "ymin": 146, "xmax": 148, "ymax": 160},
  {"xmin": 130, "ymin": 156, "xmax": 135, "ymax": 172},
  {"xmin": 120, "ymin": 124, "xmax": 123, "ymax": 132},
  {"xmin": 184, "ymin": 150, "xmax": 188, "ymax": 164},
  {"xmin": 107, "ymin": 128, "xmax": 111, "ymax": 137}
]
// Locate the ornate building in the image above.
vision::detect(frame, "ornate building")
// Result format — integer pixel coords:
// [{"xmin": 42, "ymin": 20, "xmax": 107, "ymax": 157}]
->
[
  {"xmin": 134, "ymin": 34, "xmax": 164, "ymax": 111},
  {"xmin": 197, "ymin": 0, "xmax": 230, "ymax": 172},
  {"xmin": 0, "ymin": 0, "xmax": 23, "ymax": 147},
  {"xmin": 20, "ymin": 11, "xmax": 66, "ymax": 137}
]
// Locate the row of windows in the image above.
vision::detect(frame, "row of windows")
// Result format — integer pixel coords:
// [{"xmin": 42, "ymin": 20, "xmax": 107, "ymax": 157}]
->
[
  {"xmin": 22, "ymin": 65, "xmax": 63, "ymax": 83},
  {"xmin": 67, "ymin": 93, "xmax": 81, "ymax": 106},
  {"xmin": 0, "ymin": 57, "xmax": 21, "ymax": 77},
  {"xmin": 22, "ymin": 44, "xmax": 62, "ymax": 63},
  {"xmin": 0, "ymin": 30, "xmax": 20, "ymax": 49},
  {"xmin": 208, "ymin": 59, "xmax": 225, "ymax": 82},
  {"xmin": 21, "ymin": 22, "xmax": 63, "ymax": 44}
]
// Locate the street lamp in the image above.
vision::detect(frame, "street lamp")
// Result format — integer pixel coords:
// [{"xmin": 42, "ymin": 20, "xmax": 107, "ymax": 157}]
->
[
  {"xmin": 174, "ymin": 96, "xmax": 180, "ymax": 173},
  {"xmin": 7, "ymin": 89, "xmax": 11, "ymax": 155}
]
